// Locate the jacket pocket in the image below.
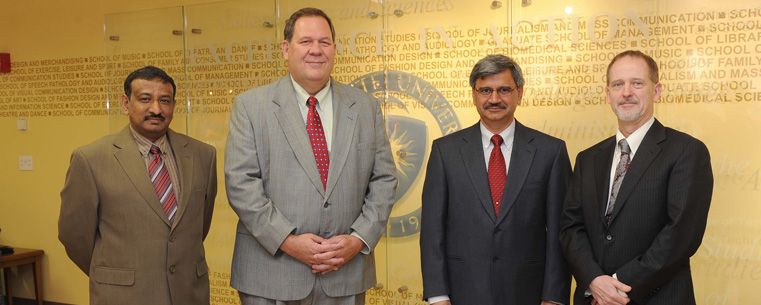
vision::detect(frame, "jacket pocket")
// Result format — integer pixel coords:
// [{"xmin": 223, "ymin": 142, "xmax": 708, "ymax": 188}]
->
[
  {"xmin": 191, "ymin": 187, "xmax": 207, "ymax": 199},
  {"xmin": 447, "ymin": 255, "xmax": 464, "ymax": 261},
  {"xmin": 197, "ymin": 259, "xmax": 209, "ymax": 277},
  {"xmin": 92, "ymin": 266, "xmax": 134, "ymax": 286}
]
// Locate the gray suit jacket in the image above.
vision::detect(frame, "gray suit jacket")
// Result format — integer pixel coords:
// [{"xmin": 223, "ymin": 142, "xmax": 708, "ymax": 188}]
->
[
  {"xmin": 225, "ymin": 75, "xmax": 397, "ymax": 300},
  {"xmin": 560, "ymin": 119, "xmax": 713, "ymax": 304},
  {"xmin": 421, "ymin": 121, "xmax": 571, "ymax": 305},
  {"xmin": 59, "ymin": 126, "xmax": 217, "ymax": 305}
]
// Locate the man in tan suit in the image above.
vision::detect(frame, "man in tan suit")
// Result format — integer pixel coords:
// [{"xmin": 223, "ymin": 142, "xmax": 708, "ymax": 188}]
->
[{"xmin": 59, "ymin": 66, "xmax": 217, "ymax": 305}]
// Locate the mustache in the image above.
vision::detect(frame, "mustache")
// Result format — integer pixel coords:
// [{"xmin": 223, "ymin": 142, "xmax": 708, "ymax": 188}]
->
[
  {"xmin": 483, "ymin": 103, "xmax": 507, "ymax": 110},
  {"xmin": 143, "ymin": 114, "xmax": 165, "ymax": 121},
  {"xmin": 617, "ymin": 98, "xmax": 639, "ymax": 106}
]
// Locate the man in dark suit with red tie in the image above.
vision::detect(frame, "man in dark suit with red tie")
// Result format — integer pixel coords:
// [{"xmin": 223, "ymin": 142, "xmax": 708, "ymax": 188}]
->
[
  {"xmin": 560, "ymin": 50, "xmax": 713, "ymax": 305},
  {"xmin": 421, "ymin": 54, "xmax": 571, "ymax": 305}
]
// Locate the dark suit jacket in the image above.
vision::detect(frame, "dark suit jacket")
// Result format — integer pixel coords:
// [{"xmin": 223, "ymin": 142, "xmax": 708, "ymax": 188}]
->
[
  {"xmin": 560, "ymin": 119, "xmax": 713, "ymax": 305},
  {"xmin": 59, "ymin": 126, "xmax": 217, "ymax": 305},
  {"xmin": 421, "ymin": 121, "xmax": 571, "ymax": 305}
]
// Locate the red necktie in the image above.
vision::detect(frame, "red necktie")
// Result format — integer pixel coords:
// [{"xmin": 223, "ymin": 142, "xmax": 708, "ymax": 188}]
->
[
  {"xmin": 488, "ymin": 135, "xmax": 506, "ymax": 215},
  {"xmin": 149, "ymin": 145, "xmax": 177, "ymax": 224},
  {"xmin": 307, "ymin": 96, "xmax": 329, "ymax": 190}
]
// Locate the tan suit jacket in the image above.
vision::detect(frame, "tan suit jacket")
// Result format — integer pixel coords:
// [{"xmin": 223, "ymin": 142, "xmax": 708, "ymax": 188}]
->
[{"xmin": 59, "ymin": 126, "xmax": 217, "ymax": 305}]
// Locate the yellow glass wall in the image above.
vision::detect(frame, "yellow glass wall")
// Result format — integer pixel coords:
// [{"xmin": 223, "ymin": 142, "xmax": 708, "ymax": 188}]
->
[
  {"xmin": 103, "ymin": 0, "xmax": 761, "ymax": 304},
  {"xmin": 0, "ymin": 0, "xmax": 759, "ymax": 304}
]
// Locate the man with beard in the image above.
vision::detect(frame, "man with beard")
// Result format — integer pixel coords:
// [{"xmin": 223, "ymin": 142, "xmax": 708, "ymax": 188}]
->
[
  {"xmin": 560, "ymin": 50, "xmax": 713, "ymax": 305},
  {"xmin": 59, "ymin": 66, "xmax": 217, "ymax": 305}
]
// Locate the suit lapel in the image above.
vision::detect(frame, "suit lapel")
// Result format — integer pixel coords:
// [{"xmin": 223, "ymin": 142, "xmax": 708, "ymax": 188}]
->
[
  {"xmin": 608, "ymin": 119, "xmax": 665, "ymax": 223},
  {"xmin": 168, "ymin": 130, "xmax": 193, "ymax": 231},
  {"xmin": 496, "ymin": 121, "xmax": 535, "ymax": 225},
  {"xmin": 324, "ymin": 81, "xmax": 358, "ymax": 200},
  {"xmin": 271, "ymin": 76, "xmax": 326, "ymax": 195},
  {"xmin": 460, "ymin": 123, "xmax": 497, "ymax": 222},
  {"xmin": 594, "ymin": 137, "xmax": 616, "ymax": 226},
  {"xmin": 112, "ymin": 127, "xmax": 172, "ymax": 226}
]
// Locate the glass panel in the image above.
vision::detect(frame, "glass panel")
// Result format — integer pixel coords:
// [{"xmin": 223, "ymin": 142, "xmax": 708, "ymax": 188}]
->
[
  {"xmin": 273, "ymin": 1, "xmax": 390, "ymax": 303},
  {"xmin": 654, "ymin": 1, "xmax": 761, "ymax": 304},
  {"xmin": 381, "ymin": 1, "xmax": 509, "ymax": 304},
  {"xmin": 513, "ymin": 0, "xmax": 657, "ymax": 154},
  {"xmin": 183, "ymin": 1, "xmax": 279, "ymax": 304},
  {"xmin": 104, "ymin": 6, "xmax": 187, "ymax": 135}
]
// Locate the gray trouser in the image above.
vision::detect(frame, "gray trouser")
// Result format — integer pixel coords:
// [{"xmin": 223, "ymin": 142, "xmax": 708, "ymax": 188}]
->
[{"xmin": 238, "ymin": 276, "xmax": 365, "ymax": 305}]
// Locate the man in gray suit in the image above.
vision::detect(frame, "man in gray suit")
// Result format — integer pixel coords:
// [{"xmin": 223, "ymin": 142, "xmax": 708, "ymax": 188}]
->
[
  {"xmin": 560, "ymin": 50, "xmax": 713, "ymax": 305},
  {"xmin": 225, "ymin": 7, "xmax": 397, "ymax": 305},
  {"xmin": 420, "ymin": 54, "xmax": 571, "ymax": 305}
]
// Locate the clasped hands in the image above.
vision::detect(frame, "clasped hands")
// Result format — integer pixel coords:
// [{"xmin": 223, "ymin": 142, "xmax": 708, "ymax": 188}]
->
[
  {"xmin": 589, "ymin": 275, "xmax": 632, "ymax": 305},
  {"xmin": 280, "ymin": 233, "xmax": 364, "ymax": 274}
]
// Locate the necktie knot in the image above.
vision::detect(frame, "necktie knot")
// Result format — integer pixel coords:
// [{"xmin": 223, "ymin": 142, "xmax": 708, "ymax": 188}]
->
[
  {"xmin": 491, "ymin": 134, "xmax": 503, "ymax": 147},
  {"xmin": 307, "ymin": 96, "xmax": 318, "ymax": 108},
  {"xmin": 150, "ymin": 144, "xmax": 161, "ymax": 155},
  {"xmin": 618, "ymin": 139, "xmax": 631, "ymax": 155}
]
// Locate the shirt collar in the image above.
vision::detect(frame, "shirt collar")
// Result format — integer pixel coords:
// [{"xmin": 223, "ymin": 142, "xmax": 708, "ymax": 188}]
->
[
  {"xmin": 479, "ymin": 120, "xmax": 515, "ymax": 149},
  {"xmin": 615, "ymin": 117, "xmax": 655, "ymax": 157},
  {"xmin": 290, "ymin": 74, "xmax": 331, "ymax": 109},
  {"xmin": 129, "ymin": 125, "xmax": 170, "ymax": 156}
]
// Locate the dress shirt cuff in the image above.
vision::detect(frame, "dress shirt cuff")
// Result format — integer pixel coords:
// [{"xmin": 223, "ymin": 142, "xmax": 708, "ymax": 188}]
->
[
  {"xmin": 613, "ymin": 273, "xmax": 628, "ymax": 297},
  {"xmin": 428, "ymin": 295, "xmax": 450, "ymax": 304},
  {"xmin": 351, "ymin": 231, "xmax": 371, "ymax": 254}
]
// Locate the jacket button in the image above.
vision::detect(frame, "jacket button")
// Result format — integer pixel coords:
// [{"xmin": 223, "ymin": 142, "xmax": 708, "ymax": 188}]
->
[
  {"xmin": 494, "ymin": 228, "xmax": 501, "ymax": 234},
  {"xmin": 324, "ymin": 202, "xmax": 330, "ymax": 208},
  {"xmin": 169, "ymin": 235, "xmax": 175, "ymax": 242},
  {"xmin": 606, "ymin": 235, "xmax": 613, "ymax": 241},
  {"xmin": 492, "ymin": 256, "xmax": 499, "ymax": 262},
  {"xmin": 169, "ymin": 266, "xmax": 176, "ymax": 273}
]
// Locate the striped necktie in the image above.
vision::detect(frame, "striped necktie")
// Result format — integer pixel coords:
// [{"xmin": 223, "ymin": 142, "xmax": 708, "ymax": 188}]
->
[{"xmin": 149, "ymin": 144, "xmax": 177, "ymax": 224}]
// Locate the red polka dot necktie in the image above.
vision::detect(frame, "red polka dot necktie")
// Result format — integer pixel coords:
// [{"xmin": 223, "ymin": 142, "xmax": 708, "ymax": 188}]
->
[
  {"xmin": 488, "ymin": 135, "xmax": 506, "ymax": 216},
  {"xmin": 307, "ymin": 96, "xmax": 329, "ymax": 190},
  {"xmin": 149, "ymin": 144, "xmax": 177, "ymax": 224}
]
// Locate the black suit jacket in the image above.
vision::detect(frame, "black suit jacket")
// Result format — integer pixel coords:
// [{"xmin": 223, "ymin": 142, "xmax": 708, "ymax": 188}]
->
[
  {"xmin": 421, "ymin": 121, "xmax": 571, "ymax": 305},
  {"xmin": 560, "ymin": 119, "xmax": 713, "ymax": 304}
]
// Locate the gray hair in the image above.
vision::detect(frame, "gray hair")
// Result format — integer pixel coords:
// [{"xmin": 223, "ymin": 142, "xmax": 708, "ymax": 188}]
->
[{"xmin": 469, "ymin": 54, "xmax": 524, "ymax": 89}]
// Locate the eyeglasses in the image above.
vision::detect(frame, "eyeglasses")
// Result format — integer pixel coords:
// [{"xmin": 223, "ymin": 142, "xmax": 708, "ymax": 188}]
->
[{"xmin": 476, "ymin": 86, "xmax": 516, "ymax": 97}]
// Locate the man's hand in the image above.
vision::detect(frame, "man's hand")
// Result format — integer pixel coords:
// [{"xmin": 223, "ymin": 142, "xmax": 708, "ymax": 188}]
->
[
  {"xmin": 589, "ymin": 275, "xmax": 631, "ymax": 305},
  {"xmin": 430, "ymin": 301, "xmax": 451, "ymax": 305},
  {"xmin": 279, "ymin": 233, "xmax": 344, "ymax": 267},
  {"xmin": 540, "ymin": 301, "xmax": 557, "ymax": 305},
  {"xmin": 311, "ymin": 234, "xmax": 364, "ymax": 274}
]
